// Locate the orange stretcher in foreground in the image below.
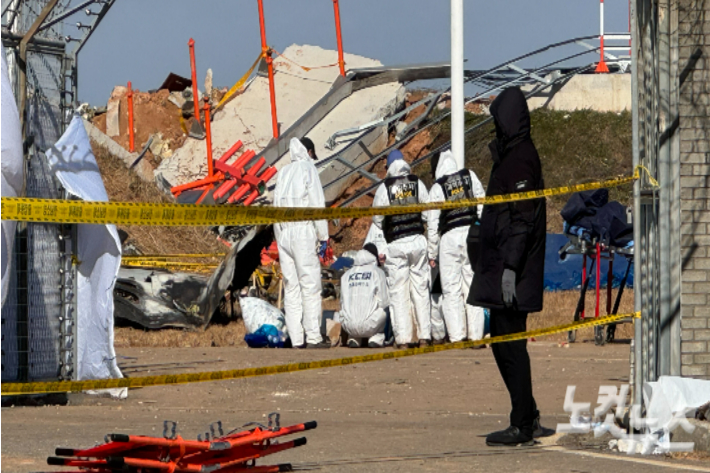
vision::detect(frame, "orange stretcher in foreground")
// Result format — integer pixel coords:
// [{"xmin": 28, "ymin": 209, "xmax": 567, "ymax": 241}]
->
[{"xmin": 46, "ymin": 414, "xmax": 315, "ymax": 473}]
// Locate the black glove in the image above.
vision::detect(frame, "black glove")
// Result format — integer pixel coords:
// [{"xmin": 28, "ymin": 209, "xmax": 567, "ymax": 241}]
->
[{"xmin": 502, "ymin": 268, "xmax": 516, "ymax": 307}]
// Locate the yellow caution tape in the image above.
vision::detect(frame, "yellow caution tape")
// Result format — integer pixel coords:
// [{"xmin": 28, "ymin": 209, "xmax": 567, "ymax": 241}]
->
[
  {"xmin": 122, "ymin": 254, "xmax": 226, "ymax": 260},
  {"xmin": 121, "ymin": 261, "xmax": 219, "ymax": 271},
  {"xmin": 1, "ymin": 167, "xmax": 651, "ymax": 227},
  {"xmin": 1, "ymin": 312, "xmax": 639, "ymax": 395},
  {"xmin": 215, "ymin": 53, "xmax": 264, "ymax": 112}
]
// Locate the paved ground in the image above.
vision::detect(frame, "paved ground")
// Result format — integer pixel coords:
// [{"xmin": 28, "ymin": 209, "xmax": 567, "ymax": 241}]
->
[{"xmin": 2, "ymin": 340, "xmax": 709, "ymax": 472}]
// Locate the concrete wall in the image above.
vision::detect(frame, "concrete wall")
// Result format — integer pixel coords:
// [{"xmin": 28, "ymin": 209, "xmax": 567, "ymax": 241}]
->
[
  {"xmin": 525, "ymin": 73, "xmax": 631, "ymax": 113},
  {"xmin": 678, "ymin": 0, "xmax": 710, "ymax": 379}
]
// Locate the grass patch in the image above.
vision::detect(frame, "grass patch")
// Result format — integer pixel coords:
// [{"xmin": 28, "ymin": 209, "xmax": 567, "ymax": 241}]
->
[
  {"xmin": 92, "ymin": 142, "xmax": 224, "ymax": 256},
  {"xmin": 415, "ymin": 108, "xmax": 633, "ymax": 232}
]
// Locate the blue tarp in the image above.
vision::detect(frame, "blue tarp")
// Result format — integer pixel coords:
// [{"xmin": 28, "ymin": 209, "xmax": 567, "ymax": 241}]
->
[
  {"xmin": 545, "ymin": 233, "xmax": 633, "ymax": 291},
  {"xmin": 330, "ymin": 233, "xmax": 633, "ymax": 293}
]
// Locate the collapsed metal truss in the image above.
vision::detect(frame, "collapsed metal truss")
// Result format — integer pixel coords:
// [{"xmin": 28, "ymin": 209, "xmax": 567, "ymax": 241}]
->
[{"xmin": 325, "ymin": 34, "xmax": 631, "ymax": 206}]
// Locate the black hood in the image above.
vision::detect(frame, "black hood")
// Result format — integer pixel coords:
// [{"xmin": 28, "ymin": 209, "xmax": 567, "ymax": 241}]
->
[{"xmin": 489, "ymin": 87, "xmax": 531, "ymax": 160}]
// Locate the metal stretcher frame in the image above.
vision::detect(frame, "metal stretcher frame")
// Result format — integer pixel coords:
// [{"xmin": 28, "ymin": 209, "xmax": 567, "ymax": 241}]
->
[{"xmin": 559, "ymin": 235, "xmax": 634, "ymax": 345}]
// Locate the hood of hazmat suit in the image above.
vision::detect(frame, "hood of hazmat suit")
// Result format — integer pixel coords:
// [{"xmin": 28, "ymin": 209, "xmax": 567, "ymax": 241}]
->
[
  {"xmin": 385, "ymin": 158, "xmax": 412, "ymax": 178},
  {"xmin": 353, "ymin": 247, "xmax": 378, "ymax": 267},
  {"xmin": 434, "ymin": 150, "xmax": 458, "ymax": 180},
  {"xmin": 469, "ymin": 87, "xmax": 546, "ymax": 312}
]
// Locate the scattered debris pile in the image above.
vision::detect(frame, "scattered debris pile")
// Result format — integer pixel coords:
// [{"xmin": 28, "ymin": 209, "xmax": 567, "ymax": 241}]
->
[{"xmin": 155, "ymin": 44, "xmax": 405, "ymax": 193}]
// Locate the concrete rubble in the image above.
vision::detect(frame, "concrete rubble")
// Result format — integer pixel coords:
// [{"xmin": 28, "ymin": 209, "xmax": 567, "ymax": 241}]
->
[
  {"xmin": 155, "ymin": 44, "xmax": 405, "ymax": 193},
  {"xmin": 106, "ymin": 85, "xmax": 126, "ymax": 137}
]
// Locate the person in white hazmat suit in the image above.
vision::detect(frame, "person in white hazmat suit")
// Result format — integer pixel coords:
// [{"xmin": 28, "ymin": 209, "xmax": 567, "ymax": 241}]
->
[
  {"xmin": 428, "ymin": 150, "xmax": 486, "ymax": 342},
  {"xmin": 273, "ymin": 138, "xmax": 330, "ymax": 349},
  {"xmin": 372, "ymin": 150, "xmax": 433, "ymax": 348},
  {"xmin": 339, "ymin": 243, "xmax": 389, "ymax": 348}
]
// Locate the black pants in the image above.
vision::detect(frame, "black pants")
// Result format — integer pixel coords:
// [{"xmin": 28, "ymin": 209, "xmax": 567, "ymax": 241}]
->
[{"xmin": 490, "ymin": 308, "xmax": 538, "ymax": 436}]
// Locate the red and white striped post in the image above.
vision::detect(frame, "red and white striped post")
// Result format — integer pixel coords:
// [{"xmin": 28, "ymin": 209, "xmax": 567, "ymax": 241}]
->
[{"xmin": 595, "ymin": 0, "xmax": 609, "ymax": 73}]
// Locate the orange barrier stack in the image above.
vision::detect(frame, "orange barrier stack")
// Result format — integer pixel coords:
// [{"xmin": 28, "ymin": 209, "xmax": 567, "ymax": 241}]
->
[
  {"xmin": 46, "ymin": 415, "xmax": 315, "ymax": 473},
  {"xmin": 169, "ymin": 139, "xmax": 276, "ymax": 207}
]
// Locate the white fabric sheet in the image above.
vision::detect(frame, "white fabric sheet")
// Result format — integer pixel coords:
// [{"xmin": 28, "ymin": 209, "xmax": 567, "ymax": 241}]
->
[
  {"xmin": 46, "ymin": 116, "xmax": 123, "ymax": 383},
  {"xmin": 1, "ymin": 44, "xmax": 23, "ymax": 306}
]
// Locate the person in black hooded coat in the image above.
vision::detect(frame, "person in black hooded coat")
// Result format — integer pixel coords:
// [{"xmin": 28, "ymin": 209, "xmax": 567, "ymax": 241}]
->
[{"xmin": 468, "ymin": 87, "xmax": 548, "ymax": 446}]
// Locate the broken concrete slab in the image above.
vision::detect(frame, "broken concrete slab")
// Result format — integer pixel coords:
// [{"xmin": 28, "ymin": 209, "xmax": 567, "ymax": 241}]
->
[
  {"xmin": 155, "ymin": 44, "xmax": 404, "ymax": 195},
  {"xmin": 205, "ymin": 68, "xmax": 213, "ymax": 97},
  {"xmin": 106, "ymin": 86, "xmax": 126, "ymax": 137},
  {"xmin": 168, "ymin": 91, "xmax": 186, "ymax": 109}
]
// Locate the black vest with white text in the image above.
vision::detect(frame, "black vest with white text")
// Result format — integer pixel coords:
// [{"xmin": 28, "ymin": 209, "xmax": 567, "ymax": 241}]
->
[
  {"xmin": 436, "ymin": 169, "xmax": 477, "ymax": 235},
  {"xmin": 383, "ymin": 174, "xmax": 424, "ymax": 243}
]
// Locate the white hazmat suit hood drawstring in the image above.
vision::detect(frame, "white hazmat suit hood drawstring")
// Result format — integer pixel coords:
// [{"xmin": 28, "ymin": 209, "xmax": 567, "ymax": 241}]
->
[{"xmin": 272, "ymin": 137, "xmax": 328, "ymax": 347}]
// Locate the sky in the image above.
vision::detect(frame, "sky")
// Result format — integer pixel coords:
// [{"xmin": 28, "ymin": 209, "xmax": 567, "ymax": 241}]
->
[{"xmin": 73, "ymin": 0, "xmax": 631, "ymax": 105}]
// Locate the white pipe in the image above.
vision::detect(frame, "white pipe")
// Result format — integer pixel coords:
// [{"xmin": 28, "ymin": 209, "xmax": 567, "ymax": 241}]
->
[
  {"xmin": 600, "ymin": 0, "xmax": 604, "ymax": 39},
  {"xmin": 450, "ymin": 0, "xmax": 465, "ymax": 169}
]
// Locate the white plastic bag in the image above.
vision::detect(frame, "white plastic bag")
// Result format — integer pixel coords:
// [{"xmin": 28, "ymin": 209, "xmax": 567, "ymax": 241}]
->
[{"xmin": 240, "ymin": 297, "xmax": 288, "ymax": 335}]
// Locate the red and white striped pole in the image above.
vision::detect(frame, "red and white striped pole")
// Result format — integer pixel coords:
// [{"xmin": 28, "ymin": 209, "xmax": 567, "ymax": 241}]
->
[{"xmin": 595, "ymin": 0, "xmax": 609, "ymax": 73}]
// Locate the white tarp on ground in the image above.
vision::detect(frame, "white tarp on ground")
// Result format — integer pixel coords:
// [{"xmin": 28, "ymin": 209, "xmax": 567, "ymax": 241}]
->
[
  {"xmin": 1, "ymin": 44, "xmax": 23, "ymax": 306},
  {"xmin": 46, "ymin": 116, "xmax": 124, "ymax": 384},
  {"xmin": 644, "ymin": 375, "xmax": 710, "ymax": 432}
]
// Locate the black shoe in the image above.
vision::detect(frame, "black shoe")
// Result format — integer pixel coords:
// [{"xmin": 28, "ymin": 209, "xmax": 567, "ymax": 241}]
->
[
  {"xmin": 486, "ymin": 426, "xmax": 534, "ymax": 447},
  {"xmin": 306, "ymin": 340, "xmax": 331, "ymax": 349},
  {"xmin": 532, "ymin": 415, "xmax": 555, "ymax": 439},
  {"xmin": 418, "ymin": 339, "xmax": 432, "ymax": 348}
]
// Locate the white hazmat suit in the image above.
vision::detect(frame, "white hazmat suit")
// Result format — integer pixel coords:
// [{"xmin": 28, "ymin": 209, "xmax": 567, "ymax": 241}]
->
[
  {"xmin": 428, "ymin": 151, "xmax": 486, "ymax": 342},
  {"xmin": 372, "ymin": 159, "xmax": 433, "ymax": 345},
  {"xmin": 339, "ymin": 249, "xmax": 389, "ymax": 347},
  {"xmin": 273, "ymin": 138, "xmax": 329, "ymax": 346}
]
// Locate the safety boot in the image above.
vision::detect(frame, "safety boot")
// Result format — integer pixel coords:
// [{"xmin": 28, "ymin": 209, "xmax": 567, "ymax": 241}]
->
[
  {"xmin": 532, "ymin": 414, "xmax": 555, "ymax": 438},
  {"xmin": 485, "ymin": 426, "xmax": 534, "ymax": 447},
  {"xmin": 306, "ymin": 340, "xmax": 331, "ymax": 349}
]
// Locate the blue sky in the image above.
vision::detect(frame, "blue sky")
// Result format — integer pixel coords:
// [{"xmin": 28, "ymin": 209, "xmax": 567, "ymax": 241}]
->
[{"xmin": 75, "ymin": 0, "xmax": 631, "ymax": 105}]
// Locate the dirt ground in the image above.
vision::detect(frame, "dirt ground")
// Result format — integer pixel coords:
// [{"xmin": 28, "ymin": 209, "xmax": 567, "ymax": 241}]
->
[
  {"xmin": 113, "ymin": 289, "xmax": 635, "ymax": 348},
  {"xmin": 93, "ymin": 89, "xmax": 188, "ymax": 164},
  {"xmin": 3, "ymin": 343, "xmax": 708, "ymax": 473}
]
